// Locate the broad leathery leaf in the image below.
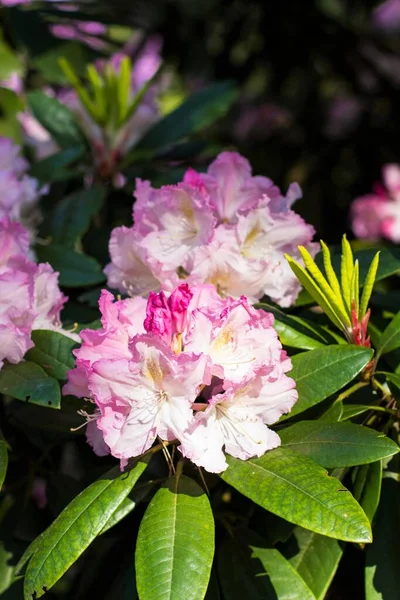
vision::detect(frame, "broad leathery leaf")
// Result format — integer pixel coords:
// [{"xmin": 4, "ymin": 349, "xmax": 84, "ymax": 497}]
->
[
  {"xmin": 282, "ymin": 345, "xmax": 374, "ymax": 420},
  {"xmin": 340, "ymin": 404, "xmax": 373, "ymax": 420},
  {"xmin": 27, "ymin": 91, "xmax": 85, "ymax": 149},
  {"xmin": 135, "ymin": 81, "xmax": 237, "ymax": 153},
  {"xmin": 25, "ymin": 330, "xmax": 78, "ymax": 381},
  {"xmin": 251, "ymin": 546, "xmax": 316, "ymax": 600},
  {"xmin": 365, "ymin": 474, "xmax": 400, "ymax": 599},
  {"xmin": 282, "ymin": 527, "xmax": 343, "ymax": 600},
  {"xmin": 0, "ymin": 437, "xmax": 8, "ymax": 492},
  {"xmin": 135, "ymin": 474, "xmax": 214, "ymax": 600},
  {"xmin": 353, "ymin": 461, "xmax": 382, "ymax": 524},
  {"xmin": 255, "ymin": 303, "xmax": 328, "ymax": 350},
  {"xmin": 318, "ymin": 400, "xmax": 343, "ymax": 422},
  {"xmin": 217, "ymin": 531, "xmax": 277, "ymax": 599},
  {"xmin": 29, "ymin": 146, "xmax": 84, "ymax": 183},
  {"xmin": 221, "ymin": 448, "xmax": 372, "ymax": 542},
  {"xmin": 279, "ymin": 421, "xmax": 399, "ymax": 467},
  {"xmin": 35, "ymin": 244, "xmax": 105, "ymax": 287},
  {"xmin": 23, "ymin": 458, "xmax": 149, "ymax": 600},
  {"xmin": 0, "ymin": 362, "xmax": 60, "ymax": 409},
  {"xmin": 46, "ymin": 187, "xmax": 105, "ymax": 248},
  {"xmin": 376, "ymin": 310, "xmax": 400, "ymax": 358}
]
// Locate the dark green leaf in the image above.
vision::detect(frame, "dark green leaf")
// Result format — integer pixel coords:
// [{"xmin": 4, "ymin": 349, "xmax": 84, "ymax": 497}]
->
[
  {"xmin": 251, "ymin": 546, "xmax": 316, "ymax": 599},
  {"xmin": 340, "ymin": 404, "xmax": 372, "ymax": 420},
  {"xmin": 353, "ymin": 461, "xmax": 382, "ymax": 523},
  {"xmin": 47, "ymin": 187, "xmax": 105, "ymax": 248},
  {"xmin": 135, "ymin": 474, "xmax": 214, "ymax": 600},
  {"xmin": 27, "ymin": 91, "xmax": 85, "ymax": 150},
  {"xmin": 29, "ymin": 147, "xmax": 84, "ymax": 183},
  {"xmin": 283, "ymin": 345, "xmax": 374, "ymax": 420},
  {"xmin": 279, "ymin": 422, "xmax": 399, "ymax": 467},
  {"xmin": 22, "ymin": 459, "xmax": 149, "ymax": 600},
  {"xmin": 221, "ymin": 448, "xmax": 372, "ymax": 542},
  {"xmin": 282, "ymin": 527, "xmax": 343, "ymax": 600},
  {"xmin": 135, "ymin": 81, "xmax": 237, "ymax": 153},
  {"xmin": 25, "ymin": 330, "xmax": 79, "ymax": 380},
  {"xmin": 255, "ymin": 303, "xmax": 328, "ymax": 350},
  {"xmin": 365, "ymin": 475, "xmax": 400, "ymax": 599},
  {"xmin": 0, "ymin": 541, "xmax": 14, "ymax": 595},
  {"xmin": 35, "ymin": 244, "xmax": 106, "ymax": 287},
  {"xmin": 376, "ymin": 310, "xmax": 400, "ymax": 358},
  {"xmin": 0, "ymin": 362, "xmax": 60, "ymax": 409}
]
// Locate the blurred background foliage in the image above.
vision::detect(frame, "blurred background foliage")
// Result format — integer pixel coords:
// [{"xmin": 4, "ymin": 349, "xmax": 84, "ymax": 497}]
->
[{"xmin": 2, "ymin": 0, "xmax": 400, "ymax": 241}]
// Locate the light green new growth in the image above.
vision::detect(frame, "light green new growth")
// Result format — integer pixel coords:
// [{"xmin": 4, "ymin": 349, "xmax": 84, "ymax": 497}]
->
[{"xmin": 285, "ymin": 236, "xmax": 380, "ymax": 341}]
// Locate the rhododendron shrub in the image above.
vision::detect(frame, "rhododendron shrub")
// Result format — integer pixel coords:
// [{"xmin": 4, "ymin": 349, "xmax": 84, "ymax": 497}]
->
[
  {"xmin": 351, "ymin": 163, "xmax": 400, "ymax": 242},
  {"xmin": 2, "ymin": 7, "xmax": 400, "ymax": 598},
  {"xmin": 105, "ymin": 151, "xmax": 318, "ymax": 307},
  {"xmin": 64, "ymin": 284, "xmax": 297, "ymax": 472}
]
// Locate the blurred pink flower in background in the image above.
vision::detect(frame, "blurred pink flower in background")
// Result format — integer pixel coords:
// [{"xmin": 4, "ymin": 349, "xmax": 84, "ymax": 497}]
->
[
  {"xmin": 324, "ymin": 93, "xmax": 364, "ymax": 139},
  {"xmin": 234, "ymin": 102, "xmax": 292, "ymax": 142},
  {"xmin": 372, "ymin": 0, "xmax": 400, "ymax": 31},
  {"xmin": 351, "ymin": 163, "xmax": 400, "ymax": 242}
]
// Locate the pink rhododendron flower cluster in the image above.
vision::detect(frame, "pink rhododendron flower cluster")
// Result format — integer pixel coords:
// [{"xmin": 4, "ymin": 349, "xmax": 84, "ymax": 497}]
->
[
  {"xmin": 351, "ymin": 163, "xmax": 400, "ymax": 242},
  {"xmin": 105, "ymin": 151, "xmax": 318, "ymax": 307},
  {"xmin": 64, "ymin": 283, "xmax": 297, "ymax": 473},
  {"xmin": 0, "ymin": 217, "xmax": 68, "ymax": 370},
  {"xmin": 0, "ymin": 136, "xmax": 43, "ymax": 226}
]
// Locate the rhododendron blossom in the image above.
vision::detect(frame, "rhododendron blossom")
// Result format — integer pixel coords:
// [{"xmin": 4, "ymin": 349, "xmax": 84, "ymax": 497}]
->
[
  {"xmin": 105, "ymin": 152, "xmax": 318, "ymax": 307},
  {"xmin": 64, "ymin": 283, "xmax": 297, "ymax": 473},
  {"xmin": 0, "ymin": 217, "xmax": 68, "ymax": 369},
  {"xmin": 351, "ymin": 163, "xmax": 400, "ymax": 242},
  {"xmin": 0, "ymin": 137, "xmax": 43, "ymax": 228}
]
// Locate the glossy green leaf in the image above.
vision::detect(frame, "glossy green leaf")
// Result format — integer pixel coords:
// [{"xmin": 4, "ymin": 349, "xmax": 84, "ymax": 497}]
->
[
  {"xmin": 22, "ymin": 459, "xmax": 149, "ymax": 600},
  {"xmin": 0, "ymin": 362, "xmax": 60, "ymax": 409},
  {"xmin": 25, "ymin": 330, "xmax": 78, "ymax": 380},
  {"xmin": 282, "ymin": 527, "xmax": 343, "ymax": 600},
  {"xmin": 251, "ymin": 546, "xmax": 316, "ymax": 600},
  {"xmin": 365, "ymin": 475, "xmax": 400, "ymax": 599},
  {"xmin": 279, "ymin": 421, "xmax": 399, "ymax": 467},
  {"xmin": 135, "ymin": 474, "xmax": 214, "ymax": 600},
  {"xmin": 283, "ymin": 345, "xmax": 374, "ymax": 419},
  {"xmin": 221, "ymin": 448, "xmax": 372, "ymax": 542},
  {"xmin": 376, "ymin": 310, "xmax": 400, "ymax": 359},
  {"xmin": 255, "ymin": 303, "xmax": 328, "ymax": 350},
  {"xmin": 0, "ymin": 438, "xmax": 8, "ymax": 492},
  {"xmin": 99, "ymin": 497, "xmax": 136, "ymax": 535},
  {"xmin": 35, "ymin": 244, "xmax": 106, "ymax": 287},
  {"xmin": 340, "ymin": 404, "xmax": 372, "ymax": 420},
  {"xmin": 29, "ymin": 146, "xmax": 84, "ymax": 183},
  {"xmin": 318, "ymin": 400, "xmax": 343, "ymax": 422},
  {"xmin": 135, "ymin": 81, "xmax": 237, "ymax": 153},
  {"xmin": 47, "ymin": 187, "xmax": 105, "ymax": 248},
  {"xmin": 27, "ymin": 91, "xmax": 85, "ymax": 150},
  {"xmin": 353, "ymin": 461, "xmax": 382, "ymax": 524}
]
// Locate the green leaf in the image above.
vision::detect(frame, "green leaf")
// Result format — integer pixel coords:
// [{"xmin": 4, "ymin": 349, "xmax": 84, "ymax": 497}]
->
[
  {"xmin": 283, "ymin": 345, "xmax": 374, "ymax": 420},
  {"xmin": 0, "ymin": 541, "xmax": 14, "ymax": 595},
  {"xmin": 135, "ymin": 474, "xmax": 214, "ymax": 600},
  {"xmin": 221, "ymin": 447, "xmax": 372, "ymax": 542},
  {"xmin": 365, "ymin": 475, "xmax": 400, "ymax": 599},
  {"xmin": 35, "ymin": 244, "xmax": 106, "ymax": 287},
  {"xmin": 279, "ymin": 422, "xmax": 399, "ymax": 467},
  {"xmin": 27, "ymin": 91, "xmax": 85, "ymax": 150},
  {"xmin": 282, "ymin": 527, "xmax": 343, "ymax": 600},
  {"xmin": 376, "ymin": 310, "xmax": 400, "ymax": 359},
  {"xmin": 0, "ymin": 362, "xmax": 60, "ymax": 409},
  {"xmin": 353, "ymin": 461, "xmax": 382, "ymax": 524},
  {"xmin": 46, "ymin": 187, "xmax": 105, "ymax": 248},
  {"xmin": 340, "ymin": 404, "xmax": 373, "ymax": 420},
  {"xmin": 251, "ymin": 546, "xmax": 316, "ymax": 600},
  {"xmin": 0, "ymin": 437, "xmax": 8, "ymax": 492},
  {"xmin": 255, "ymin": 303, "xmax": 327, "ymax": 350},
  {"xmin": 25, "ymin": 330, "xmax": 79, "ymax": 381},
  {"xmin": 29, "ymin": 146, "xmax": 84, "ymax": 184},
  {"xmin": 360, "ymin": 252, "xmax": 380, "ymax": 319},
  {"xmin": 99, "ymin": 497, "xmax": 136, "ymax": 535},
  {"xmin": 0, "ymin": 35, "xmax": 23, "ymax": 80},
  {"xmin": 135, "ymin": 81, "xmax": 237, "ymax": 153},
  {"xmin": 22, "ymin": 459, "xmax": 149, "ymax": 600}
]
